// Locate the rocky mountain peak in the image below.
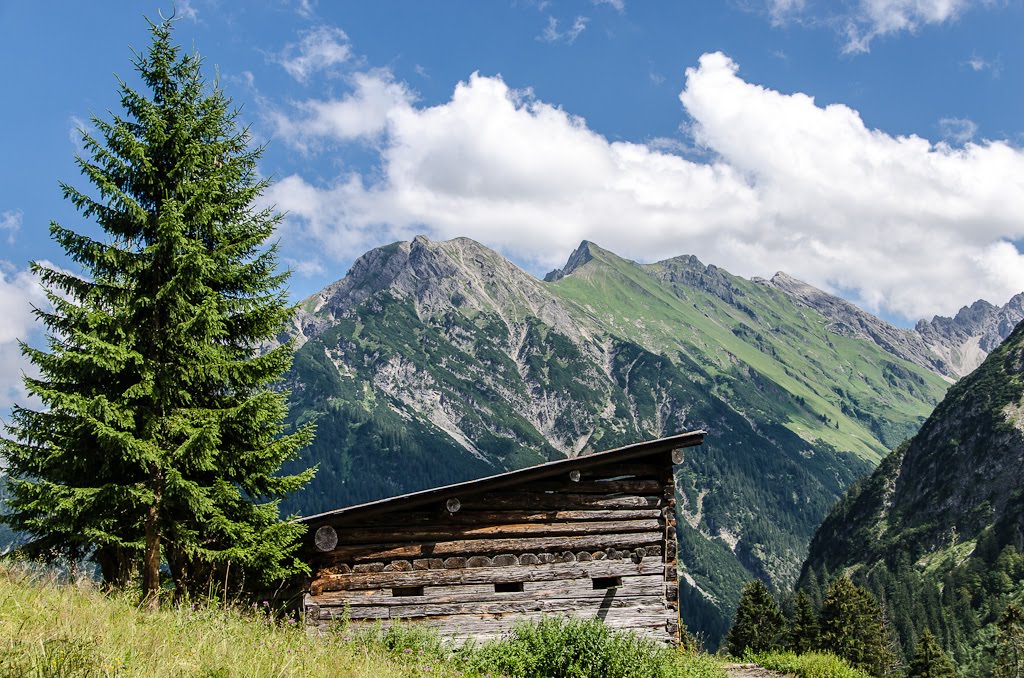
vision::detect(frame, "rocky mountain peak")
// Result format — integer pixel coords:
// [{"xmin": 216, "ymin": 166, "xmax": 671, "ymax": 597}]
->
[
  {"xmin": 290, "ymin": 235, "xmax": 585, "ymax": 347},
  {"xmin": 914, "ymin": 292, "xmax": 1024, "ymax": 375},
  {"xmin": 543, "ymin": 240, "xmax": 597, "ymax": 282}
]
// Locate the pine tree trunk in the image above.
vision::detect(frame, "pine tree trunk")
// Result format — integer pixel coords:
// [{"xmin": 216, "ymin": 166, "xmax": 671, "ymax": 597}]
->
[{"xmin": 142, "ymin": 468, "xmax": 163, "ymax": 609}]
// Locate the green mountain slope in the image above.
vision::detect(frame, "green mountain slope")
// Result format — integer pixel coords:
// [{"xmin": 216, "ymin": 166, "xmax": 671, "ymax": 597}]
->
[
  {"xmin": 801, "ymin": 318, "xmax": 1024, "ymax": 671},
  {"xmin": 278, "ymin": 236, "xmax": 956, "ymax": 645}
]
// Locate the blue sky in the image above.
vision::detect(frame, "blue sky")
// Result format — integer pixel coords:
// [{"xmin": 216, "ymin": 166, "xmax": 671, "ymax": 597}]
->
[{"xmin": 2, "ymin": 0, "xmax": 1024, "ymax": 405}]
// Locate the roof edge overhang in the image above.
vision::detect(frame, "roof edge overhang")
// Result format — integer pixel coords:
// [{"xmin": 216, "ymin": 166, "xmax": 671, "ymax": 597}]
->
[{"xmin": 298, "ymin": 430, "xmax": 705, "ymax": 527}]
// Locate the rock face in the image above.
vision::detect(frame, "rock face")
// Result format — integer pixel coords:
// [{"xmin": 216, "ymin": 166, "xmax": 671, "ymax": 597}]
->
[
  {"xmin": 915, "ymin": 293, "xmax": 1024, "ymax": 377},
  {"xmin": 278, "ymin": 235, "xmax": 1010, "ymax": 646}
]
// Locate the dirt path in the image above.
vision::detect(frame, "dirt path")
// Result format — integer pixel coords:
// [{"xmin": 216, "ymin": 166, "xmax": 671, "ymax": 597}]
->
[{"xmin": 722, "ymin": 663, "xmax": 785, "ymax": 677}]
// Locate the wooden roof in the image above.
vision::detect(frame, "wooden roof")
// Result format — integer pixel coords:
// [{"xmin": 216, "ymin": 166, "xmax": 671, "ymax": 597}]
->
[{"xmin": 299, "ymin": 430, "xmax": 705, "ymax": 527}]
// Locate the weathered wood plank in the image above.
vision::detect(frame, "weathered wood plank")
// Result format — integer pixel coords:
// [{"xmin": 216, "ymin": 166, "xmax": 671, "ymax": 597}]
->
[
  {"xmin": 321, "ymin": 596, "xmax": 669, "ymax": 620},
  {"xmin": 355, "ymin": 509, "xmax": 664, "ymax": 528},
  {"xmin": 458, "ymin": 493, "xmax": 665, "ymax": 511},
  {"xmin": 528, "ymin": 479, "xmax": 666, "ymax": 494},
  {"xmin": 380, "ymin": 595, "xmax": 669, "ymax": 619},
  {"xmin": 311, "ymin": 574, "xmax": 667, "ymax": 606},
  {"xmin": 329, "ymin": 519, "xmax": 662, "ymax": 545},
  {"xmin": 322, "ymin": 531, "xmax": 662, "ymax": 564},
  {"xmin": 313, "ymin": 608, "xmax": 674, "ymax": 642},
  {"xmin": 312, "ymin": 556, "xmax": 664, "ymax": 592},
  {"xmin": 577, "ymin": 463, "xmax": 663, "ymax": 479}
]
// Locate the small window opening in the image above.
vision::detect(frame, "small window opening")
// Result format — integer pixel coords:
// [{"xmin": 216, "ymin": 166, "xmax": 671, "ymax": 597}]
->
[
  {"xmin": 392, "ymin": 586, "xmax": 425, "ymax": 597},
  {"xmin": 494, "ymin": 582, "xmax": 524, "ymax": 593},
  {"xmin": 592, "ymin": 576, "xmax": 622, "ymax": 590}
]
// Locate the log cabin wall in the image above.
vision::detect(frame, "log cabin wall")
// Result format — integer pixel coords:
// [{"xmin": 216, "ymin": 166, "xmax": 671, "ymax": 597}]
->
[{"xmin": 300, "ymin": 433, "xmax": 701, "ymax": 644}]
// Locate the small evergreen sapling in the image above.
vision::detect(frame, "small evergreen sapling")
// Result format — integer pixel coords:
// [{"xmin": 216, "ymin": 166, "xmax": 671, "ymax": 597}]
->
[
  {"xmin": 907, "ymin": 629, "xmax": 955, "ymax": 678},
  {"xmin": 0, "ymin": 18, "xmax": 314, "ymax": 606},
  {"xmin": 726, "ymin": 579, "xmax": 785, "ymax": 656},
  {"xmin": 787, "ymin": 590, "xmax": 820, "ymax": 654},
  {"xmin": 993, "ymin": 604, "xmax": 1024, "ymax": 678},
  {"xmin": 818, "ymin": 576, "xmax": 895, "ymax": 676}
]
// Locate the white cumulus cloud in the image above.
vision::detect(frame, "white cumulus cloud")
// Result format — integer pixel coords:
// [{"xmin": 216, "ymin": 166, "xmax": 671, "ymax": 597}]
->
[
  {"xmin": 266, "ymin": 52, "xmax": 1024, "ymax": 322},
  {"xmin": 0, "ymin": 263, "xmax": 47, "ymax": 410},
  {"xmin": 270, "ymin": 70, "xmax": 414, "ymax": 150}
]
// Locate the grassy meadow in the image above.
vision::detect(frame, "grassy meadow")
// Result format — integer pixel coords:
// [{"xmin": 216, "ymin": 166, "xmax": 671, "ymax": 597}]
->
[{"xmin": 0, "ymin": 563, "xmax": 726, "ymax": 678}]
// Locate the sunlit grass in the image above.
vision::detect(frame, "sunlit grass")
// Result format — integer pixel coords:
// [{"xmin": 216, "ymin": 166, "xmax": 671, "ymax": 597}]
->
[
  {"xmin": 752, "ymin": 650, "xmax": 872, "ymax": 678},
  {"xmin": 0, "ymin": 563, "xmax": 461, "ymax": 677}
]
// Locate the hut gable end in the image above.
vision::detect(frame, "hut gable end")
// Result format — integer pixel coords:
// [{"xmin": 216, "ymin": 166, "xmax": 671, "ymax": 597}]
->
[{"xmin": 300, "ymin": 431, "xmax": 704, "ymax": 644}]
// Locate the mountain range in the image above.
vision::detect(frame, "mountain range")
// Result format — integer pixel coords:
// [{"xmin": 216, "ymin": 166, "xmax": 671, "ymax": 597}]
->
[{"xmin": 277, "ymin": 235, "xmax": 1023, "ymax": 644}]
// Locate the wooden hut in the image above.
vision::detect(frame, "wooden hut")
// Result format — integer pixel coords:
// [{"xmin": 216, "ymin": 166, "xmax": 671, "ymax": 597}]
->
[{"xmin": 298, "ymin": 430, "xmax": 705, "ymax": 644}]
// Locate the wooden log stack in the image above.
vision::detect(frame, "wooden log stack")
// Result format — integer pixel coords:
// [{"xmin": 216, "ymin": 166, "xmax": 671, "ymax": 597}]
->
[{"xmin": 298, "ymin": 431, "xmax": 704, "ymax": 644}]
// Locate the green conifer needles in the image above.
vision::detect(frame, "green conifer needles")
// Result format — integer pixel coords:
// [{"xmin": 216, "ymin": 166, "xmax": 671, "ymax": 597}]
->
[
  {"xmin": 907, "ymin": 630, "xmax": 955, "ymax": 678},
  {"xmin": 819, "ymin": 576, "xmax": 895, "ymax": 676},
  {"xmin": 726, "ymin": 580, "xmax": 785, "ymax": 656},
  {"xmin": 0, "ymin": 19, "xmax": 314, "ymax": 606}
]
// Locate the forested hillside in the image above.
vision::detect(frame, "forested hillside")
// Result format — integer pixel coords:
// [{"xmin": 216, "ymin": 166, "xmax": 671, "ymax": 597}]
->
[{"xmin": 801, "ymin": 317, "xmax": 1024, "ymax": 672}]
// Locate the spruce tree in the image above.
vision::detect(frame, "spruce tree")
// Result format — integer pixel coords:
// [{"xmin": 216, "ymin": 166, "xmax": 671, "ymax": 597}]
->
[
  {"xmin": 787, "ymin": 590, "xmax": 820, "ymax": 654},
  {"xmin": 993, "ymin": 604, "xmax": 1024, "ymax": 678},
  {"xmin": 819, "ymin": 576, "xmax": 895, "ymax": 676},
  {"xmin": 907, "ymin": 629, "xmax": 955, "ymax": 678},
  {"xmin": 726, "ymin": 579, "xmax": 785, "ymax": 657},
  {"xmin": 0, "ymin": 18, "xmax": 314, "ymax": 606}
]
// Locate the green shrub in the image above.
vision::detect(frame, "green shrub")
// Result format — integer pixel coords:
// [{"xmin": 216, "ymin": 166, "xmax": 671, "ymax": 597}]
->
[
  {"xmin": 753, "ymin": 650, "xmax": 873, "ymax": 678},
  {"xmin": 466, "ymin": 615, "xmax": 724, "ymax": 678}
]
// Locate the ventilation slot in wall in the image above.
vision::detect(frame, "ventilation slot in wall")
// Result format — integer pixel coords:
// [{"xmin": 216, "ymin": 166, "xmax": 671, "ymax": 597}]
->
[
  {"xmin": 392, "ymin": 586, "xmax": 425, "ymax": 597},
  {"xmin": 592, "ymin": 576, "xmax": 622, "ymax": 590},
  {"xmin": 494, "ymin": 582, "xmax": 524, "ymax": 593}
]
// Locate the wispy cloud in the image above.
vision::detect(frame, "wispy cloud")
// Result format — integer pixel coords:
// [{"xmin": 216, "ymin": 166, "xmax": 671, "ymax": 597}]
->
[
  {"xmin": 176, "ymin": 0, "xmax": 199, "ymax": 22},
  {"xmin": 296, "ymin": 0, "xmax": 316, "ymax": 19},
  {"xmin": 963, "ymin": 53, "xmax": 1001, "ymax": 77},
  {"xmin": 766, "ymin": 0, "xmax": 991, "ymax": 54},
  {"xmin": 767, "ymin": 0, "xmax": 807, "ymax": 24},
  {"xmin": 276, "ymin": 25, "xmax": 352, "ymax": 83},
  {"xmin": 0, "ymin": 210, "xmax": 22, "ymax": 245},
  {"xmin": 68, "ymin": 116, "xmax": 92, "ymax": 152},
  {"xmin": 844, "ymin": 0, "xmax": 976, "ymax": 53},
  {"xmin": 284, "ymin": 257, "xmax": 326, "ymax": 277},
  {"xmin": 537, "ymin": 15, "xmax": 589, "ymax": 43},
  {"xmin": 592, "ymin": 0, "xmax": 625, "ymax": 13},
  {"xmin": 938, "ymin": 117, "xmax": 978, "ymax": 145}
]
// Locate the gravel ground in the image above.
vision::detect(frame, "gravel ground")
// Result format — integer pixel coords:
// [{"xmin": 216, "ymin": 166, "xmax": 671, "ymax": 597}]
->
[{"xmin": 721, "ymin": 663, "xmax": 785, "ymax": 677}]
